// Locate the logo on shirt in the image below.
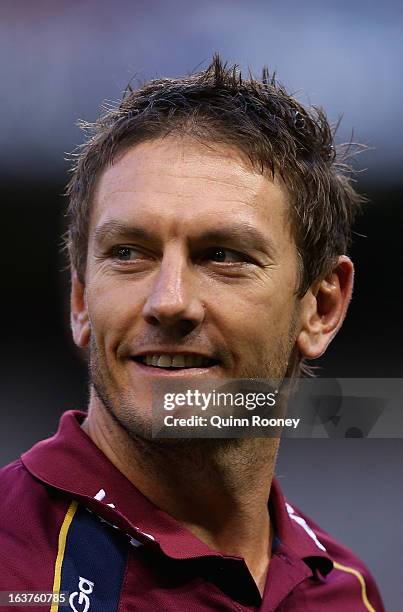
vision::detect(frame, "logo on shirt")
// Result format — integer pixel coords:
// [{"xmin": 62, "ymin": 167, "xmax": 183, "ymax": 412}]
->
[
  {"xmin": 69, "ymin": 576, "xmax": 94, "ymax": 612},
  {"xmin": 286, "ymin": 502, "xmax": 327, "ymax": 552}
]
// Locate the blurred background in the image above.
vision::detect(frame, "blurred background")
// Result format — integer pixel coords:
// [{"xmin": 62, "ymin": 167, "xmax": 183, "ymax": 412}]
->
[{"xmin": 1, "ymin": 0, "xmax": 402, "ymax": 607}]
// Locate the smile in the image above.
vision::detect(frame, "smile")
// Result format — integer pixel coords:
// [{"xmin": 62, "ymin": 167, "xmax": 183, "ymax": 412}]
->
[{"xmin": 132, "ymin": 354, "xmax": 218, "ymax": 369}]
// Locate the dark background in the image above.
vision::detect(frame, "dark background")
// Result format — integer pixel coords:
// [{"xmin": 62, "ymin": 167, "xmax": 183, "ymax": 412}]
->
[{"xmin": 1, "ymin": 1, "xmax": 402, "ymax": 608}]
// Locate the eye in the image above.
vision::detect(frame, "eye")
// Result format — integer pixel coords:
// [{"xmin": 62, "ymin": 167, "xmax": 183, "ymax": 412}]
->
[
  {"xmin": 112, "ymin": 246, "xmax": 146, "ymax": 261},
  {"xmin": 206, "ymin": 248, "xmax": 248, "ymax": 264}
]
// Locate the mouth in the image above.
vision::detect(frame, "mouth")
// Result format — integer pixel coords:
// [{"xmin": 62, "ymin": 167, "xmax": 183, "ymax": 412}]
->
[{"xmin": 130, "ymin": 353, "xmax": 219, "ymax": 371}]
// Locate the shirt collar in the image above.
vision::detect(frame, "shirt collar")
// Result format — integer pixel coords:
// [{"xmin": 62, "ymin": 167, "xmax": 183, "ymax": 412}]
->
[
  {"xmin": 268, "ymin": 477, "xmax": 333, "ymax": 577},
  {"xmin": 22, "ymin": 409, "xmax": 333, "ymax": 577}
]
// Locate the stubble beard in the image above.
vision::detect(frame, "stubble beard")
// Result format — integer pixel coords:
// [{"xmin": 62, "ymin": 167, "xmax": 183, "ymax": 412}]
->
[{"xmin": 88, "ymin": 312, "xmax": 299, "ymax": 469}]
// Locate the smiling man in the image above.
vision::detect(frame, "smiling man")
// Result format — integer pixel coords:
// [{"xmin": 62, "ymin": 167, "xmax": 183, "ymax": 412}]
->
[{"xmin": 0, "ymin": 56, "xmax": 384, "ymax": 610}]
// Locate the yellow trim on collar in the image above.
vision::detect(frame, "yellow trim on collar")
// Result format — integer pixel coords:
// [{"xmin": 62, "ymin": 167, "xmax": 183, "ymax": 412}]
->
[{"xmin": 333, "ymin": 560, "xmax": 376, "ymax": 612}]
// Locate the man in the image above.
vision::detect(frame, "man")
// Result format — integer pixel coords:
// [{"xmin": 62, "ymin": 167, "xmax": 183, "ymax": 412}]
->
[{"xmin": 0, "ymin": 56, "xmax": 384, "ymax": 610}]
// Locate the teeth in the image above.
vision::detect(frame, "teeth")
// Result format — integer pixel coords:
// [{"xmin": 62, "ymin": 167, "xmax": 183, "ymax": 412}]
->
[
  {"xmin": 186, "ymin": 354, "xmax": 202, "ymax": 367},
  {"xmin": 140, "ymin": 354, "xmax": 210, "ymax": 368},
  {"xmin": 172, "ymin": 355, "xmax": 186, "ymax": 367},
  {"xmin": 156, "ymin": 355, "xmax": 171, "ymax": 367}
]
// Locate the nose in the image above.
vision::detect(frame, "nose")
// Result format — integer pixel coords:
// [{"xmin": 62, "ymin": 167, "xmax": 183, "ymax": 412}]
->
[{"xmin": 142, "ymin": 251, "xmax": 205, "ymax": 334}]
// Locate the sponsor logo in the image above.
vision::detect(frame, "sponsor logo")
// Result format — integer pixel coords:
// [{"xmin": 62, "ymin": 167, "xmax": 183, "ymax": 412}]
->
[{"xmin": 69, "ymin": 577, "xmax": 94, "ymax": 612}]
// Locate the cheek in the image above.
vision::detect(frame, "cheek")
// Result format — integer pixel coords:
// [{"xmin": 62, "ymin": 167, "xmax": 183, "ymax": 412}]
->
[
  {"xmin": 86, "ymin": 279, "xmax": 143, "ymax": 348},
  {"xmin": 222, "ymin": 285, "xmax": 297, "ymax": 348},
  {"xmin": 212, "ymin": 285, "xmax": 295, "ymax": 344}
]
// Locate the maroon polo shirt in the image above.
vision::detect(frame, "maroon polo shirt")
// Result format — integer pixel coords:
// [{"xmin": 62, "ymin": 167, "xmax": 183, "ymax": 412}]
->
[{"xmin": 0, "ymin": 410, "xmax": 384, "ymax": 611}]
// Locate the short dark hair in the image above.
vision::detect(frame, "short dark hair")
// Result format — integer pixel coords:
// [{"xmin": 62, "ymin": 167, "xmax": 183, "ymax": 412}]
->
[{"xmin": 65, "ymin": 54, "xmax": 365, "ymax": 298}]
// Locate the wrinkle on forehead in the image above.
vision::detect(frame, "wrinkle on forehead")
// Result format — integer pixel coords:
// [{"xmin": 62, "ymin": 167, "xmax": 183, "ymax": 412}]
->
[
  {"xmin": 99, "ymin": 137, "xmax": 277, "ymax": 190},
  {"xmin": 92, "ymin": 136, "xmax": 291, "ymax": 234}
]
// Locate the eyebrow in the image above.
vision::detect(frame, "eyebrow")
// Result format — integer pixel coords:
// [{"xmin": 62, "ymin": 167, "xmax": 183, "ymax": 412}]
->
[
  {"xmin": 191, "ymin": 226, "xmax": 277, "ymax": 256},
  {"xmin": 93, "ymin": 219, "xmax": 277, "ymax": 256},
  {"xmin": 94, "ymin": 220, "xmax": 160, "ymax": 247}
]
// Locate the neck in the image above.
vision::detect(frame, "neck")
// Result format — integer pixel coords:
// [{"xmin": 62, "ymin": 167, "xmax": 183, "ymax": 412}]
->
[{"xmin": 82, "ymin": 397, "xmax": 280, "ymax": 595}]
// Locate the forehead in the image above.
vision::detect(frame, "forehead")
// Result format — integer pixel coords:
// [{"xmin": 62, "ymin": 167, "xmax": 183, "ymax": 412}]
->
[{"xmin": 90, "ymin": 136, "xmax": 291, "ymax": 237}]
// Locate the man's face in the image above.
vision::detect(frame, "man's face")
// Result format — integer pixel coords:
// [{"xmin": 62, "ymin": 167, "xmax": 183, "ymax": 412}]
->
[{"xmin": 80, "ymin": 137, "xmax": 302, "ymax": 437}]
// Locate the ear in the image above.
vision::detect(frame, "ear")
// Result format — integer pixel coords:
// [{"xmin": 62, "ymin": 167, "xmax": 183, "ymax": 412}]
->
[
  {"xmin": 296, "ymin": 256, "xmax": 354, "ymax": 360},
  {"xmin": 70, "ymin": 268, "xmax": 90, "ymax": 348}
]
